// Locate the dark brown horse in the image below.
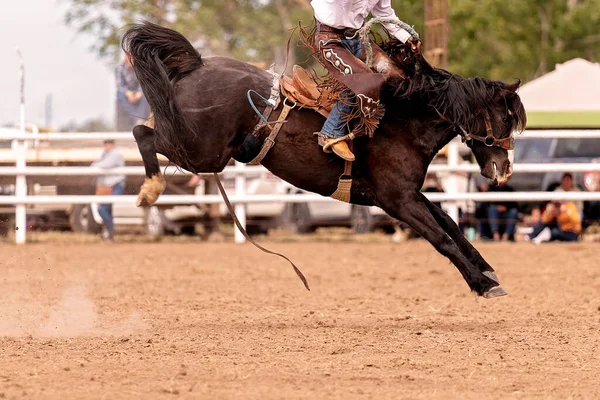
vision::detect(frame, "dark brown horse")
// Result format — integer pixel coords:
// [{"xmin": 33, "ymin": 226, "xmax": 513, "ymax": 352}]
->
[{"xmin": 122, "ymin": 22, "xmax": 526, "ymax": 298}]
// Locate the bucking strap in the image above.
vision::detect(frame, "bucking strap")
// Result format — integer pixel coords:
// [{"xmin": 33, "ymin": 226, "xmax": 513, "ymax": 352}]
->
[{"xmin": 249, "ymin": 102, "xmax": 293, "ymax": 165}]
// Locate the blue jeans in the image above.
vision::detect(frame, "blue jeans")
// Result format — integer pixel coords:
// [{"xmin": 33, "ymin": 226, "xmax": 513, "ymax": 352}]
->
[
  {"xmin": 530, "ymin": 222, "xmax": 579, "ymax": 242},
  {"xmin": 321, "ymin": 36, "xmax": 362, "ymax": 138},
  {"xmin": 488, "ymin": 205, "xmax": 518, "ymax": 236},
  {"xmin": 116, "ymin": 92, "xmax": 150, "ymax": 125},
  {"xmin": 98, "ymin": 182, "xmax": 125, "ymax": 235}
]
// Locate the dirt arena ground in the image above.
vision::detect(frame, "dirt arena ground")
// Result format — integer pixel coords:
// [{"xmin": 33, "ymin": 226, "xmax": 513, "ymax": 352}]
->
[{"xmin": 1, "ymin": 235, "xmax": 599, "ymax": 399}]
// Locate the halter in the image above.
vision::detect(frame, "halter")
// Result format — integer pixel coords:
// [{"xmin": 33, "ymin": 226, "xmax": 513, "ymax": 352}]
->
[{"xmin": 434, "ymin": 107, "xmax": 514, "ymax": 151}]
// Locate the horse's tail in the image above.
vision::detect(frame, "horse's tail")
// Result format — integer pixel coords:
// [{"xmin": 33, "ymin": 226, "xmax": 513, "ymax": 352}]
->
[{"xmin": 121, "ymin": 21, "xmax": 203, "ymax": 170}]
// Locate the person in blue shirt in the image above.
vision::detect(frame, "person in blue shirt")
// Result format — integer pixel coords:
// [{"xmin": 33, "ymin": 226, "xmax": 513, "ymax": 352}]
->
[
  {"xmin": 92, "ymin": 140, "xmax": 126, "ymax": 241},
  {"xmin": 115, "ymin": 52, "xmax": 150, "ymax": 130}
]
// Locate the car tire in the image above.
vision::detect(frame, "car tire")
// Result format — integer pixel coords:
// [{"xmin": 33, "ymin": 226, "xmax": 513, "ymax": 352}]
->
[
  {"xmin": 145, "ymin": 206, "xmax": 166, "ymax": 237},
  {"xmin": 351, "ymin": 205, "xmax": 375, "ymax": 234},
  {"xmin": 292, "ymin": 203, "xmax": 315, "ymax": 234},
  {"xmin": 69, "ymin": 204, "xmax": 102, "ymax": 234},
  {"xmin": 180, "ymin": 224, "xmax": 197, "ymax": 236}
]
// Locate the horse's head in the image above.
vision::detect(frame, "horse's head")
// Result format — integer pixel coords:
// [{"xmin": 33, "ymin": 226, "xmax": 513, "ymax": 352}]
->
[
  {"xmin": 464, "ymin": 80, "xmax": 526, "ymax": 184},
  {"xmin": 377, "ymin": 39, "xmax": 527, "ymax": 185}
]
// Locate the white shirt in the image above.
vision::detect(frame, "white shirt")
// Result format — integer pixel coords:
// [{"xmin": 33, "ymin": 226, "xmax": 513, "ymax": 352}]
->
[{"xmin": 311, "ymin": 0, "xmax": 412, "ymax": 43}]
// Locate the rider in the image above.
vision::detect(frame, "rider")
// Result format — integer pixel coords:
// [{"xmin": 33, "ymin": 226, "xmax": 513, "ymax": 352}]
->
[{"xmin": 311, "ymin": 0, "xmax": 421, "ymax": 161}]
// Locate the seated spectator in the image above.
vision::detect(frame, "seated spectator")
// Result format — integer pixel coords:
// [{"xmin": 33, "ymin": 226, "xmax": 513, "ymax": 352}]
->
[
  {"xmin": 554, "ymin": 173, "xmax": 583, "ymax": 217},
  {"xmin": 487, "ymin": 182, "xmax": 519, "ymax": 242},
  {"xmin": 525, "ymin": 201, "xmax": 581, "ymax": 244}
]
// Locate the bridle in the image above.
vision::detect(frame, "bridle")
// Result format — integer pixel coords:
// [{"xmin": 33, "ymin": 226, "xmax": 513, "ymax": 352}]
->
[{"xmin": 434, "ymin": 107, "xmax": 515, "ymax": 151}]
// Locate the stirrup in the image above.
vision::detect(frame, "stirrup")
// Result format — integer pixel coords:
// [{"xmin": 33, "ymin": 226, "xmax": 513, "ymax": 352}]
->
[{"xmin": 315, "ymin": 132, "xmax": 356, "ymax": 153}]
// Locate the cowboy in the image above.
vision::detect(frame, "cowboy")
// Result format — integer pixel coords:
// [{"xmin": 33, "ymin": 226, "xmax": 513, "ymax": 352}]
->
[{"xmin": 311, "ymin": 0, "xmax": 421, "ymax": 161}]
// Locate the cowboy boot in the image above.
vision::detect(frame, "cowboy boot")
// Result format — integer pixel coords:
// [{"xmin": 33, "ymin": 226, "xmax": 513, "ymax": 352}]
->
[{"xmin": 316, "ymin": 132, "xmax": 355, "ymax": 161}]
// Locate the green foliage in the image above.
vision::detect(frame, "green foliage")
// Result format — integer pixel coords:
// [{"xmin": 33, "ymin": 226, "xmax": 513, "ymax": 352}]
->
[
  {"xmin": 64, "ymin": 0, "xmax": 600, "ymax": 84},
  {"xmin": 448, "ymin": 0, "xmax": 600, "ymax": 82}
]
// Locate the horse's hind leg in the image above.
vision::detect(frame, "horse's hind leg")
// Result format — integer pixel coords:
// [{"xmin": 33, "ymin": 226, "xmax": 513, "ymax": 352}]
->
[
  {"xmin": 133, "ymin": 124, "xmax": 166, "ymax": 207},
  {"xmin": 379, "ymin": 191, "xmax": 506, "ymax": 298},
  {"xmin": 422, "ymin": 197, "xmax": 499, "ymax": 281}
]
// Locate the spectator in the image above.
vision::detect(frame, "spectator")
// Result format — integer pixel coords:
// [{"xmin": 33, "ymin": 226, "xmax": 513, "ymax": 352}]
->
[
  {"xmin": 92, "ymin": 140, "xmax": 126, "ymax": 241},
  {"xmin": 525, "ymin": 201, "xmax": 581, "ymax": 244},
  {"xmin": 487, "ymin": 182, "xmax": 519, "ymax": 242},
  {"xmin": 115, "ymin": 52, "xmax": 150, "ymax": 131},
  {"xmin": 523, "ymin": 207, "xmax": 542, "ymax": 227},
  {"xmin": 554, "ymin": 173, "xmax": 583, "ymax": 217}
]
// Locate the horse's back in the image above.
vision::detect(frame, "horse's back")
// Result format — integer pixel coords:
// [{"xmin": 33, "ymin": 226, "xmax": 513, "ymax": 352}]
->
[{"xmin": 175, "ymin": 56, "xmax": 273, "ymax": 107}]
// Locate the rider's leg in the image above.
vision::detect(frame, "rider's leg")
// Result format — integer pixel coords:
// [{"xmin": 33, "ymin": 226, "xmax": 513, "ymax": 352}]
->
[{"xmin": 315, "ymin": 35, "xmax": 365, "ymax": 160}]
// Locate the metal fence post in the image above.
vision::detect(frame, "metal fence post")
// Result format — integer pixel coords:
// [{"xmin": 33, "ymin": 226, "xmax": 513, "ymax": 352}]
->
[
  {"xmin": 234, "ymin": 161, "xmax": 247, "ymax": 243},
  {"xmin": 13, "ymin": 140, "xmax": 27, "ymax": 245},
  {"xmin": 14, "ymin": 48, "xmax": 27, "ymax": 245},
  {"xmin": 445, "ymin": 138, "xmax": 460, "ymax": 224}
]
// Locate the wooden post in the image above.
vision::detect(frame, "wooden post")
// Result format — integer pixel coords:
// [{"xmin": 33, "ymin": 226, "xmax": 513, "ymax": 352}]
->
[{"xmin": 424, "ymin": 0, "xmax": 449, "ymax": 69}]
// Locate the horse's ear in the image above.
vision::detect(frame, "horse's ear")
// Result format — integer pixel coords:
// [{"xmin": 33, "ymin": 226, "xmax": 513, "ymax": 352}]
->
[{"xmin": 505, "ymin": 79, "xmax": 521, "ymax": 93}]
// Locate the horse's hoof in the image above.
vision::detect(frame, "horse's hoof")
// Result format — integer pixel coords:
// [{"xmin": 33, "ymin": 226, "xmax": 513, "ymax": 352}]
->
[
  {"xmin": 482, "ymin": 270, "xmax": 500, "ymax": 284},
  {"xmin": 483, "ymin": 285, "xmax": 508, "ymax": 299},
  {"xmin": 136, "ymin": 195, "xmax": 151, "ymax": 207}
]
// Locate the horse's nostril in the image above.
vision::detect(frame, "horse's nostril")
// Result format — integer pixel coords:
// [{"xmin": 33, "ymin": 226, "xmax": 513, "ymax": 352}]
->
[{"xmin": 503, "ymin": 160, "xmax": 512, "ymax": 176}]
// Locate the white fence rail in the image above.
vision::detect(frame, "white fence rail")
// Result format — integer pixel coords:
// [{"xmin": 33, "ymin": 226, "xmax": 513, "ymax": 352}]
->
[
  {"xmin": 2, "ymin": 128, "xmax": 600, "ymax": 244},
  {"xmin": 3, "ymin": 162, "xmax": 600, "ymax": 177}
]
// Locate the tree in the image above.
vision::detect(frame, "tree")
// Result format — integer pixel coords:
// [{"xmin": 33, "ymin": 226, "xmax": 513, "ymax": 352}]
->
[
  {"xmin": 64, "ymin": 0, "xmax": 313, "ymax": 70},
  {"xmin": 447, "ymin": 0, "xmax": 600, "ymax": 82},
  {"xmin": 64, "ymin": 0, "xmax": 600, "ymax": 83}
]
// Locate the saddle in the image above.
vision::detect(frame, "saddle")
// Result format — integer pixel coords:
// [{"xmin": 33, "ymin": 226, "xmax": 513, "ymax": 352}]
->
[{"xmin": 280, "ymin": 65, "xmax": 335, "ymax": 118}]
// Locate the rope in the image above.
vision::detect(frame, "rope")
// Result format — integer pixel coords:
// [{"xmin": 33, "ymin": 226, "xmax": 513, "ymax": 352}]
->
[
  {"xmin": 357, "ymin": 17, "xmax": 420, "ymax": 68},
  {"xmin": 213, "ymin": 173, "xmax": 310, "ymax": 291},
  {"xmin": 247, "ymin": 89, "xmax": 273, "ymax": 124}
]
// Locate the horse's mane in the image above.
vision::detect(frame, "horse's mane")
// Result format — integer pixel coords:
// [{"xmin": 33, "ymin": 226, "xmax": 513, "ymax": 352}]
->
[{"xmin": 381, "ymin": 40, "xmax": 526, "ymax": 138}]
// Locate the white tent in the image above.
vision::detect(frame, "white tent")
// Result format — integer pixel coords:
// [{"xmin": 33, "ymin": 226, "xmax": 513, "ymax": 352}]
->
[{"xmin": 518, "ymin": 58, "xmax": 600, "ymax": 112}]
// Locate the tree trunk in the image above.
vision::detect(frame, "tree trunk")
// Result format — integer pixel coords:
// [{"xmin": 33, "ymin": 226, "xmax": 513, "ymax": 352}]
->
[
  {"xmin": 535, "ymin": 4, "xmax": 551, "ymax": 78},
  {"xmin": 273, "ymin": 0, "xmax": 296, "ymax": 75}
]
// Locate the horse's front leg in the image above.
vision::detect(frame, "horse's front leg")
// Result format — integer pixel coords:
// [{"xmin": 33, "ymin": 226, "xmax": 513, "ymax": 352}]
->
[
  {"xmin": 379, "ymin": 190, "xmax": 506, "ymax": 298},
  {"xmin": 133, "ymin": 124, "xmax": 166, "ymax": 207},
  {"xmin": 422, "ymin": 196, "xmax": 499, "ymax": 280}
]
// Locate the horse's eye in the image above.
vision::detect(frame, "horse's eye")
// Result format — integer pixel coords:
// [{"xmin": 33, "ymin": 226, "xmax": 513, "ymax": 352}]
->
[{"xmin": 503, "ymin": 117, "xmax": 511, "ymax": 125}]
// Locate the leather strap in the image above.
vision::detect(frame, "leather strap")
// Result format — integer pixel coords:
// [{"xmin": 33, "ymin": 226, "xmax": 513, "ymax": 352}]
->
[
  {"xmin": 330, "ymin": 144, "xmax": 354, "ymax": 203},
  {"xmin": 248, "ymin": 102, "xmax": 293, "ymax": 165},
  {"xmin": 318, "ymin": 23, "xmax": 358, "ymax": 37},
  {"xmin": 213, "ymin": 173, "xmax": 310, "ymax": 290},
  {"xmin": 343, "ymin": 159, "xmax": 353, "ymax": 176}
]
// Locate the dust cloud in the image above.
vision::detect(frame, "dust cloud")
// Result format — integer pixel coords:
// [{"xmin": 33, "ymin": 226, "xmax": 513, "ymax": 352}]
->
[{"xmin": 0, "ymin": 285, "xmax": 146, "ymax": 337}]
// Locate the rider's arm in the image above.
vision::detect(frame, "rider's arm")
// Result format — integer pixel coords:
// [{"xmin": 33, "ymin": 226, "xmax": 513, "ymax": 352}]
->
[{"xmin": 371, "ymin": 0, "xmax": 412, "ymax": 43}]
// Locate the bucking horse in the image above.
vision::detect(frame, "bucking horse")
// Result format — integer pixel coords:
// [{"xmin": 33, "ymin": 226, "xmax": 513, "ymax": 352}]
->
[{"xmin": 122, "ymin": 21, "xmax": 526, "ymax": 298}]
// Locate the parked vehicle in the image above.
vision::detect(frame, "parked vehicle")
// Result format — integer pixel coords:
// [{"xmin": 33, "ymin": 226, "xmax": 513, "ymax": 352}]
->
[
  {"xmin": 494, "ymin": 135, "xmax": 600, "ymax": 222},
  {"xmin": 0, "ymin": 131, "xmax": 207, "ymax": 235},
  {"xmin": 283, "ymin": 197, "xmax": 395, "ymax": 234}
]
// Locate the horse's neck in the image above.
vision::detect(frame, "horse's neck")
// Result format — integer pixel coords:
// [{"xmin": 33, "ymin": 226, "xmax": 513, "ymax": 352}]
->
[{"xmin": 394, "ymin": 119, "xmax": 456, "ymax": 162}]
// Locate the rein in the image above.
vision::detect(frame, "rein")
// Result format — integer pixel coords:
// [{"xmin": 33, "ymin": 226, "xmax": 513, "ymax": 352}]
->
[{"xmin": 433, "ymin": 107, "xmax": 514, "ymax": 151}]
